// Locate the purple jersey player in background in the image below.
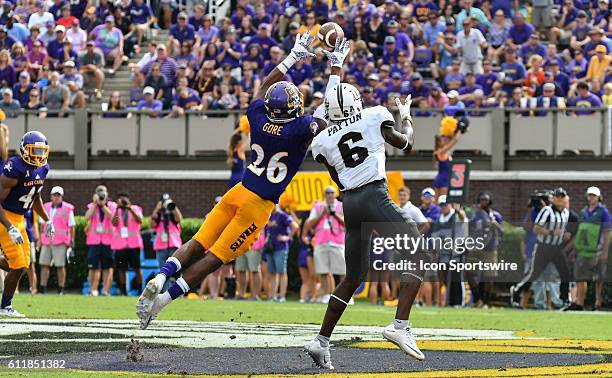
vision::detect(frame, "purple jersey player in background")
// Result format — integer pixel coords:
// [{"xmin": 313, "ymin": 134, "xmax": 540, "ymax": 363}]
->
[{"xmin": 0, "ymin": 131, "xmax": 55, "ymax": 317}]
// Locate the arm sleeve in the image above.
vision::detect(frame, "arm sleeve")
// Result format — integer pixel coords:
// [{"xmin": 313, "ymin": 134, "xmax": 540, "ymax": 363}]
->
[{"xmin": 325, "ymin": 75, "xmax": 340, "ymax": 96}]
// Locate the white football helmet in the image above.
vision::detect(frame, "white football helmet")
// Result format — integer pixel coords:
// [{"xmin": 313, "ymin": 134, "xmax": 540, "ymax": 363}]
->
[{"xmin": 324, "ymin": 83, "xmax": 363, "ymax": 121}]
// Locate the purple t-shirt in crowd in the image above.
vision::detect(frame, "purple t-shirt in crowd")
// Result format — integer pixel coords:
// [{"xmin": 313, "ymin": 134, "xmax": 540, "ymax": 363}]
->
[
  {"xmin": 476, "ymin": 72, "xmax": 498, "ymax": 95},
  {"xmin": 266, "ymin": 210, "xmax": 293, "ymax": 251},
  {"xmin": 129, "ymin": 3, "xmax": 153, "ymax": 24},
  {"xmin": 287, "ymin": 63, "xmax": 312, "ymax": 85},
  {"xmin": 571, "ymin": 94, "xmax": 602, "ymax": 115},
  {"xmin": 91, "ymin": 25, "xmax": 124, "ymax": 55},
  {"xmin": 508, "ymin": 23, "xmax": 535, "ymax": 45}
]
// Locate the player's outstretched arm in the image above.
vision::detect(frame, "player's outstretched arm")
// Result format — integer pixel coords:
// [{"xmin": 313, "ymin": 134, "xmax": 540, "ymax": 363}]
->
[
  {"xmin": 253, "ymin": 32, "xmax": 316, "ymax": 101},
  {"xmin": 312, "ymin": 38, "xmax": 351, "ymax": 121},
  {"xmin": 382, "ymin": 95, "xmax": 415, "ymax": 152}
]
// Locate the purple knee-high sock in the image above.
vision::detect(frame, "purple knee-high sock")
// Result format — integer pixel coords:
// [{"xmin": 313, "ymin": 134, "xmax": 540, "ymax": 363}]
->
[
  {"xmin": 159, "ymin": 256, "xmax": 181, "ymax": 278},
  {"xmin": 167, "ymin": 277, "xmax": 190, "ymax": 300}
]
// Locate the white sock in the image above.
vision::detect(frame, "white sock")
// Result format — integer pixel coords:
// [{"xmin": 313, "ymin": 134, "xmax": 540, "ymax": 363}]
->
[
  {"xmin": 316, "ymin": 334, "xmax": 330, "ymax": 348},
  {"xmin": 394, "ymin": 319, "xmax": 408, "ymax": 330},
  {"xmin": 159, "ymin": 292, "xmax": 172, "ymax": 307}
]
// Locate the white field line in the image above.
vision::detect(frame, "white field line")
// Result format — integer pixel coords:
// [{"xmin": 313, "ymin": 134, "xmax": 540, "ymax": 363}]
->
[{"xmin": 0, "ymin": 319, "xmax": 519, "ymax": 348}]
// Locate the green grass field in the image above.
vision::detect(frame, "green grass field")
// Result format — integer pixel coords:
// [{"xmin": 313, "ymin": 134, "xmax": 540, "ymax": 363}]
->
[{"xmin": 10, "ymin": 294, "xmax": 612, "ymax": 340}]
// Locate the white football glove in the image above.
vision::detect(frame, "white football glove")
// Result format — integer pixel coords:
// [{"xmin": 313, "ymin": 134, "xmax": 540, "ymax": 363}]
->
[
  {"xmin": 323, "ymin": 38, "xmax": 350, "ymax": 68},
  {"xmin": 45, "ymin": 219, "xmax": 55, "ymax": 241},
  {"xmin": 7, "ymin": 225, "xmax": 23, "ymax": 245},
  {"xmin": 395, "ymin": 95, "xmax": 413, "ymax": 123},
  {"xmin": 290, "ymin": 31, "xmax": 317, "ymax": 61}
]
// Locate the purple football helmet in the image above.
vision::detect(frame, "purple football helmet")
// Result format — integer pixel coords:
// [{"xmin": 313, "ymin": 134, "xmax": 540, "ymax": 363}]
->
[
  {"xmin": 264, "ymin": 81, "xmax": 304, "ymax": 123},
  {"xmin": 20, "ymin": 131, "xmax": 49, "ymax": 167}
]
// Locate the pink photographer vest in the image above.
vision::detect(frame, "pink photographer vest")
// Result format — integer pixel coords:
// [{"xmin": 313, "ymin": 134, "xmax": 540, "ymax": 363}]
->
[
  {"xmin": 41, "ymin": 202, "xmax": 74, "ymax": 246},
  {"xmin": 86, "ymin": 201, "xmax": 117, "ymax": 246},
  {"xmin": 312, "ymin": 201, "xmax": 345, "ymax": 246},
  {"xmin": 110, "ymin": 205, "xmax": 144, "ymax": 250},
  {"xmin": 153, "ymin": 218, "xmax": 182, "ymax": 251}
]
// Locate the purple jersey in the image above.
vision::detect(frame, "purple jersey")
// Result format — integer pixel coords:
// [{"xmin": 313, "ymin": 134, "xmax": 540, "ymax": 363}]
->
[
  {"xmin": 243, "ymin": 98, "xmax": 314, "ymax": 202},
  {"xmin": 2, "ymin": 156, "xmax": 49, "ymax": 215}
]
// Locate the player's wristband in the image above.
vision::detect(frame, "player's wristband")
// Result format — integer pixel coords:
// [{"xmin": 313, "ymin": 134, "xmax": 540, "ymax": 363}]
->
[{"xmin": 278, "ymin": 53, "xmax": 298, "ymax": 74}]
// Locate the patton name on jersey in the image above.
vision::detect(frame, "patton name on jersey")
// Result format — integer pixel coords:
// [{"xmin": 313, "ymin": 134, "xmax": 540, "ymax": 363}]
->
[{"xmin": 311, "ymin": 106, "xmax": 395, "ymax": 191}]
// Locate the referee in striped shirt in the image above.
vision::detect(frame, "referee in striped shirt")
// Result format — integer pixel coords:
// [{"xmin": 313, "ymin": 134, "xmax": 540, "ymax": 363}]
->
[{"xmin": 511, "ymin": 188, "xmax": 571, "ymax": 307}]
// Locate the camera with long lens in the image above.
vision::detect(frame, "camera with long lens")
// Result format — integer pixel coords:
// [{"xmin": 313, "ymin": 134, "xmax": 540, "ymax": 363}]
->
[
  {"xmin": 530, "ymin": 189, "xmax": 552, "ymax": 210},
  {"xmin": 96, "ymin": 189, "xmax": 106, "ymax": 202},
  {"xmin": 161, "ymin": 193, "xmax": 176, "ymax": 211}
]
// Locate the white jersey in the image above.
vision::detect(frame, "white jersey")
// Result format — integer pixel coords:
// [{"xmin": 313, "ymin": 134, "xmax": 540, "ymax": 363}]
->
[{"xmin": 311, "ymin": 106, "xmax": 395, "ymax": 191}]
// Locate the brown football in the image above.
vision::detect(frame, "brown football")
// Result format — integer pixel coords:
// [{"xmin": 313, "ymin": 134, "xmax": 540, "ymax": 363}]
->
[{"xmin": 317, "ymin": 22, "xmax": 344, "ymax": 50}]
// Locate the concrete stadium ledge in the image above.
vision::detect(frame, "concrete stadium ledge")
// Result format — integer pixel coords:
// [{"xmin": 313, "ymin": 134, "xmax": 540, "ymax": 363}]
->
[{"xmin": 46, "ymin": 170, "xmax": 612, "ymax": 182}]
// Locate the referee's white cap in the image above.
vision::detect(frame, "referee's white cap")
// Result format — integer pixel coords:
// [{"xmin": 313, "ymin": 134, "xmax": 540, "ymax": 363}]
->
[{"xmin": 586, "ymin": 186, "xmax": 601, "ymax": 198}]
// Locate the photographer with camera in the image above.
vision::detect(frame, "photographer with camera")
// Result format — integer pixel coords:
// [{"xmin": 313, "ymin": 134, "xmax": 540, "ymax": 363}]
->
[
  {"xmin": 84, "ymin": 185, "xmax": 116, "ymax": 296},
  {"xmin": 151, "ymin": 193, "xmax": 183, "ymax": 292},
  {"xmin": 511, "ymin": 188, "xmax": 572, "ymax": 308},
  {"xmin": 303, "ymin": 186, "xmax": 346, "ymax": 304},
  {"xmin": 433, "ymin": 114, "xmax": 468, "ymax": 198},
  {"xmin": 111, "ymin": 192, "xmax": 144, "ymax": 296}
]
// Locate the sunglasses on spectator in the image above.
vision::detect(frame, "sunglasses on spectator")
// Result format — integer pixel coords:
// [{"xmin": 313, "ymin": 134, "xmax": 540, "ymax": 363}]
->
[
  {"xmin": 30, "ymin": 93, "xmax": 38, "ymax": 97},
  {"xmin": 325, "ymin": 191, "xmax": 335, "ymax": 194}
]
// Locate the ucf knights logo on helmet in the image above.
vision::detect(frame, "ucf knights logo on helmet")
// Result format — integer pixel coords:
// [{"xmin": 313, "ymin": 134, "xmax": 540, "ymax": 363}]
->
[{"xmin": 325, "ymin": 83, "xmax": 363, "ymax": 122}]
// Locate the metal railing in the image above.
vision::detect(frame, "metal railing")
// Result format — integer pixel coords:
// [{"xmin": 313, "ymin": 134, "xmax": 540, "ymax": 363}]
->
[{"xmin": 2, "ymin": 106, "xmax": 610, "ymax": 170}]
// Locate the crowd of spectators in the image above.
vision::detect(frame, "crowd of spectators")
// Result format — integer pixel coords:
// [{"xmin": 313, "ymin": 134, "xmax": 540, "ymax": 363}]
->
[
  {"xmin": 0, "ymin": 0, "xmax": 608, "ymax": 119},
  {"xmin": 119, "ymin": 0, "xmax": 610, "ymax": 117}
]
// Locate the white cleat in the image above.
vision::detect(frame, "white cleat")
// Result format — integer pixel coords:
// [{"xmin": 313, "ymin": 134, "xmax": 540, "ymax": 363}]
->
[
  {"xmin": 136, "ymin": 280, "xmax": 162, "ymax": 329},
  {"xmin": 136, "ymin": 294, "xmax": 164, "ymax": 330},
  {"xmin": 304, "ymin": 339, "xmax": 334, "ymax": 369},
  {"xmin": 0, "ymin": 306, "xmax": 25, "ymax": 317},
  {"xmin": 383, "ymin": 324, "xmax": 425, "ymax": 361}
]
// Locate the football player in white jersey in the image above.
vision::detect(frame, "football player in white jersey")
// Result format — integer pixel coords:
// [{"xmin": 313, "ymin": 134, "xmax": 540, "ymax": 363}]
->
[{"xmin": 304, "ymin": 86, "xmax": 425, "ymax": 369}]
